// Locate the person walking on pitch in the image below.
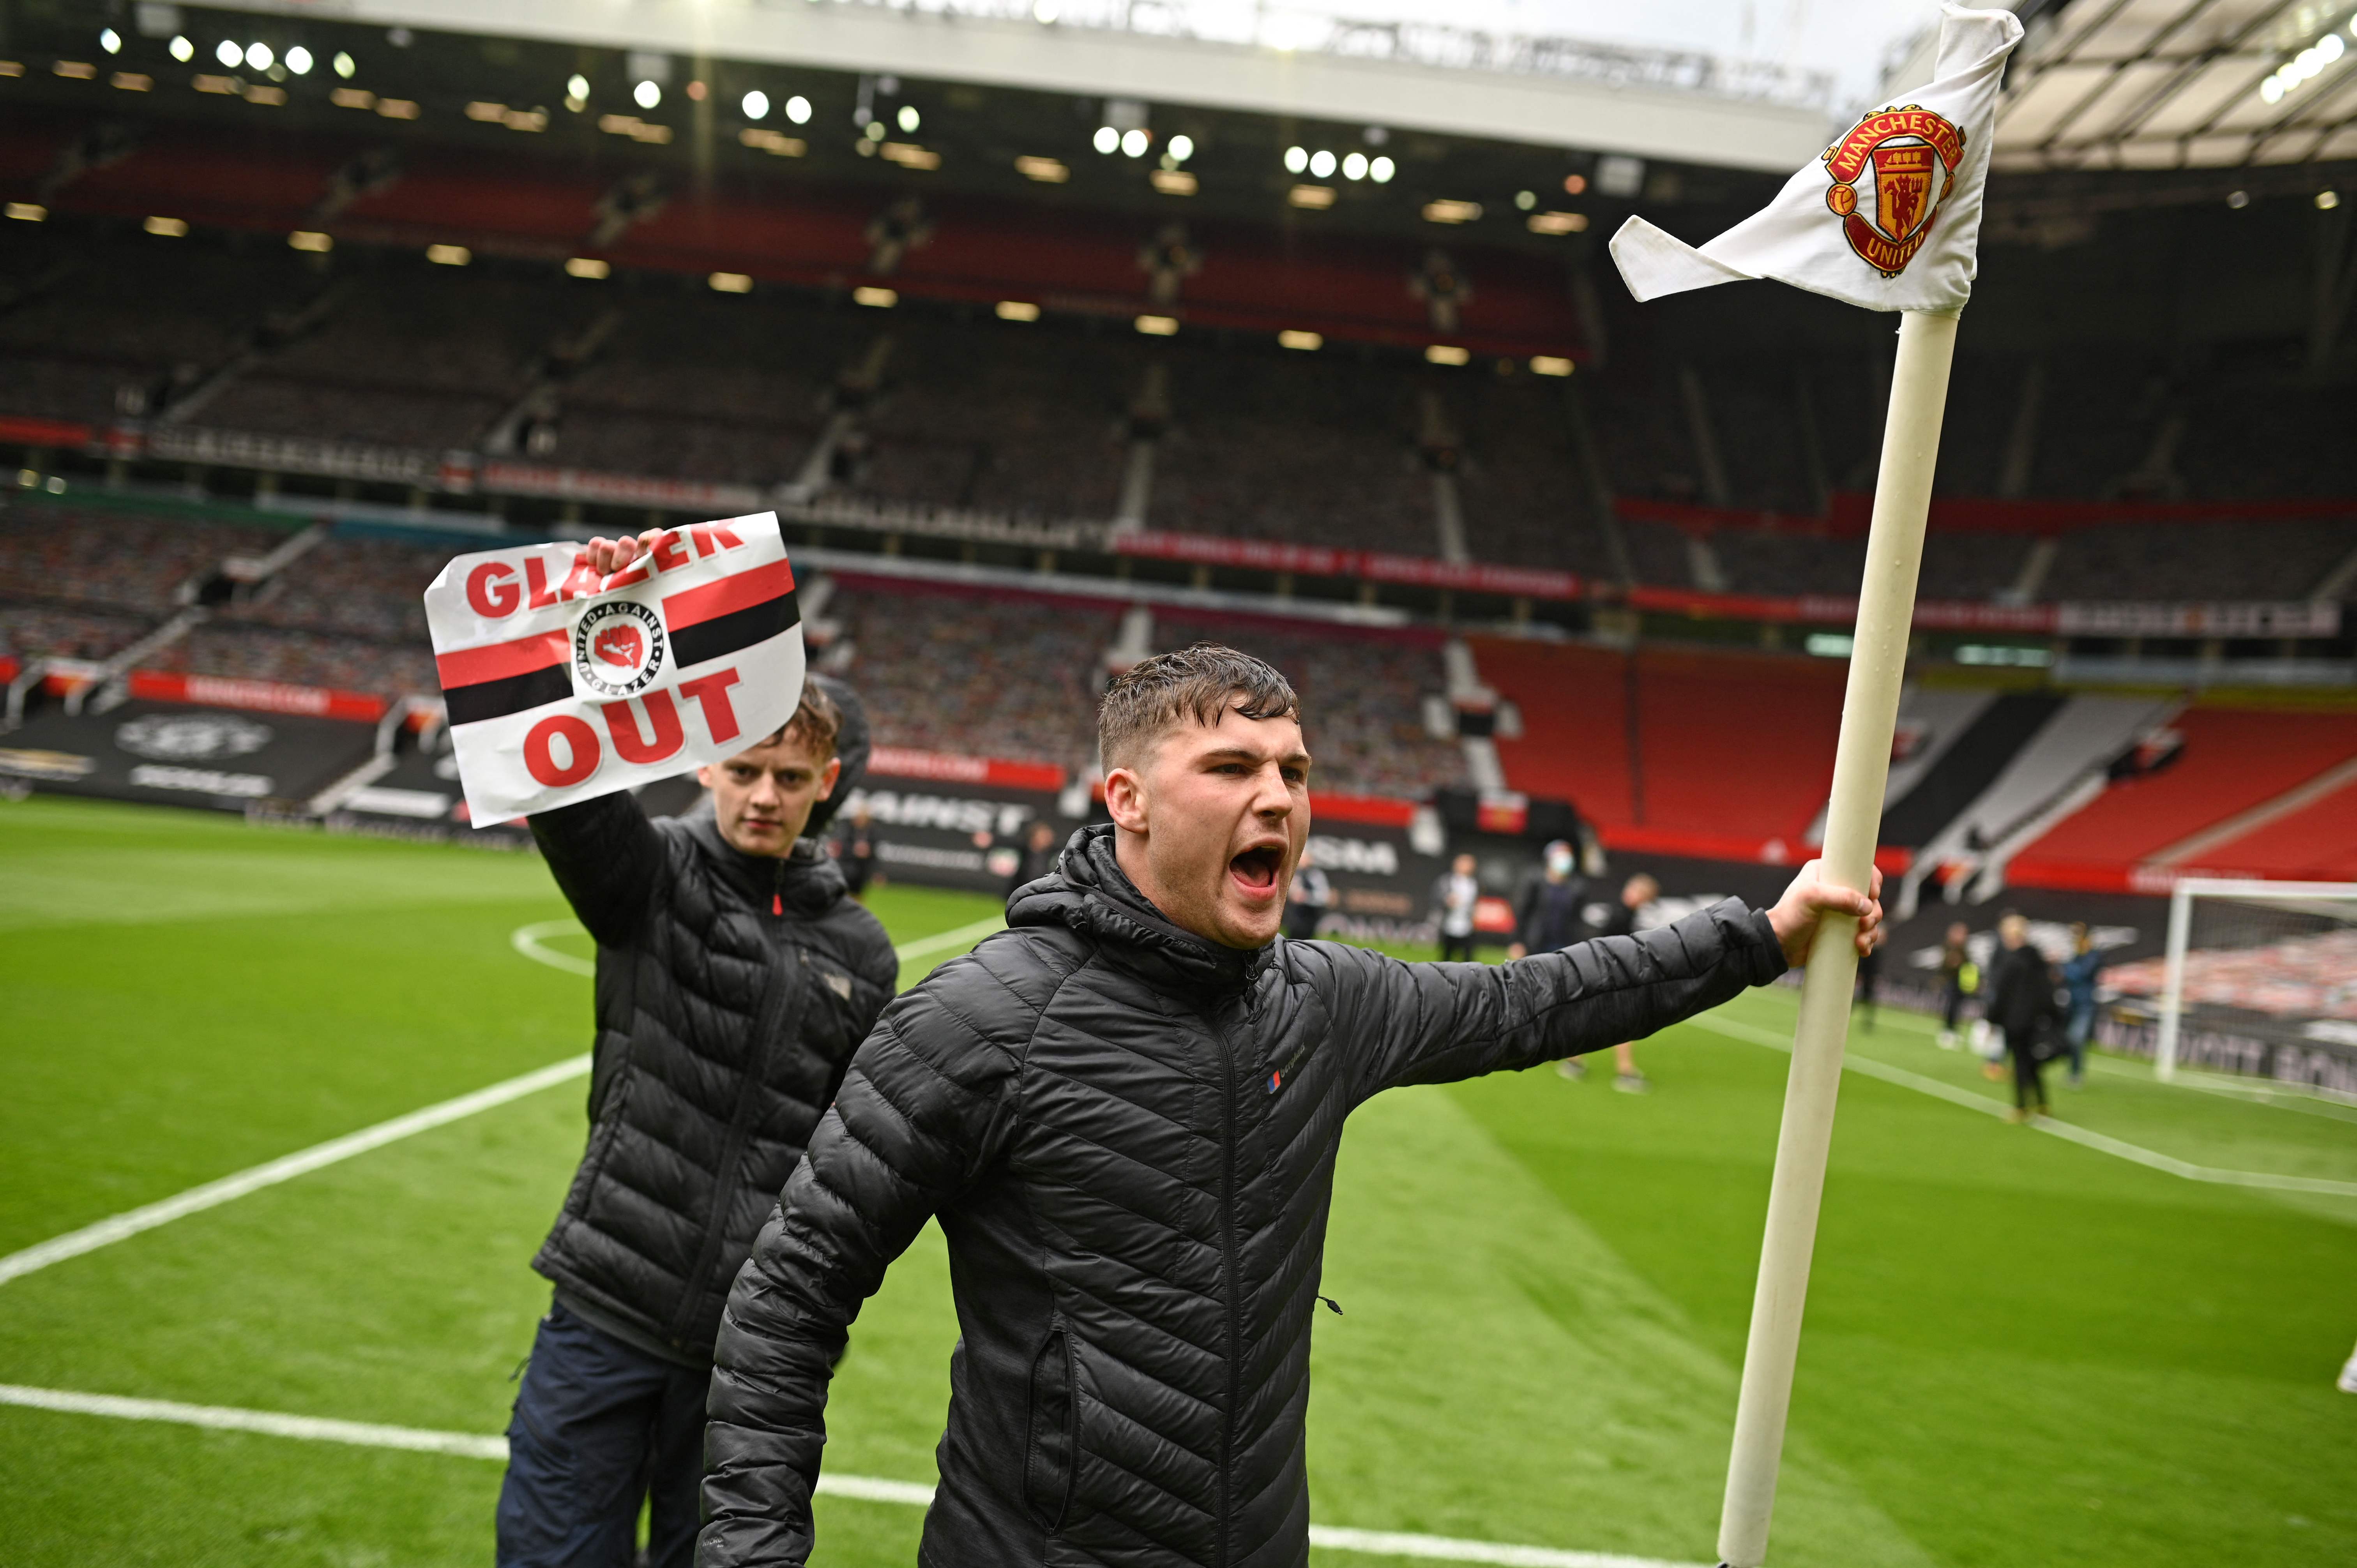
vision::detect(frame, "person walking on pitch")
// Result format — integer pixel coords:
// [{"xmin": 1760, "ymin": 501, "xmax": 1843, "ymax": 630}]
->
[
  {"xmin": 1570, "ymin": 872, "xmax": 1661, "ymax": 1092},
  {"xmin": 1936, "ymin": 920, "xmax": 1976, "ymax": 1049},
  {"xmin": 1431, "ymin": 851, "xmax": 1482, "ymax": 962},
  {"xmin": 494, "ymin": 533, "xmax": 898, "ymax": 1568},
  {"xmin": 698, "ymin": 644, "xmax": 1882, "ymax": 1567},
  {"xmin": 2059, "ymin": 922, "xmax": 2104, "ymax": 1088},
  {"xmin": 1986, "ymin": 913, "xmax": 2059, "ymax": 1123}
]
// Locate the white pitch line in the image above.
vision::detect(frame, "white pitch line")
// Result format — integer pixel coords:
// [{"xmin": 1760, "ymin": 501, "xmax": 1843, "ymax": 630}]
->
[
  {"xmin": 889, "ymin": 913, "xmax": 1008, "ymax": 963},
  {"xmin": 1691, "ymin": 1012, "xmax": 2357, "ymax": 1199},
  {"xmin": 1, "ymin": 912, "xmax": 1011, "ymax": 1290},
  {"xmin": 511, "ymin": 912, "xmax": 1007, "ymax": 979},
  {"xmin": 0, "ymin": 1384, "xmax": 1702, "ymax": 1568},
  {"xmin": 0, "ymin": 1054, "xmax": 592, "ymax": 1288}
]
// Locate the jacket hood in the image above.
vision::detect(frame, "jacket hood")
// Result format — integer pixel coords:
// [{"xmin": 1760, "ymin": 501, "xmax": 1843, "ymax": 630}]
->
[
  {"xmin": 800, "ymin": 672, "xmax": 869, "ymax": 841},
  {"xmin": 681, "ymin": 797, "xmax": 848, "ymax": 918},
  {"xmin": 1007, "ymin": 823, "xmax": 1270, "ymax": 998}
]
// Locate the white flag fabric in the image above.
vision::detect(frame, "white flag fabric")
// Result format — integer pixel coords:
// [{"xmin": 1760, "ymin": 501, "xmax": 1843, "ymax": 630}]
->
[
  {"xmin": 424, "ymin": 512, "xmax": 806, "ymax": 825},
  {"xmin": 1611, "ymin": 5, "xmax": 2023, "ymax": 314}
]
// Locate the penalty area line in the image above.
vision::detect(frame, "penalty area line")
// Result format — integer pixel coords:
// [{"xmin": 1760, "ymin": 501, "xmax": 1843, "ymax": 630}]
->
[
  {"xmin": 511, "ymin": 913, "xmax": 1008, "ymax": 979},
  {"xmin": 0, "ymin": 1384, "xmax": 1704, "ymax": 1568},
  {"xmin": 1690, "ymin": 1012, "xmax": 2357, "ymax": 1199},
  {"xmin": 0, "ymin": 1054, "xmax": 592, "ymax": 1288}
]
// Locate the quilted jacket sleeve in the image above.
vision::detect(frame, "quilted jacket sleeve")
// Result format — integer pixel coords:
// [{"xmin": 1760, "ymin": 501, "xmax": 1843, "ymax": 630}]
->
[
  {"xmin": 699, "ymin": 962, "xmax": 1022, "ymax": 1566},
  {"xmin": 528, "ymin": 791, "xmax": 665, "ymax": 949},
  {"xmin": 1335, "ymin": 897, "xmax": 1788, "ymax": 1101}
]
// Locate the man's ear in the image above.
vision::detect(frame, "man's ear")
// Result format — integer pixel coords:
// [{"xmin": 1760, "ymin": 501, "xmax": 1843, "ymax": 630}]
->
[
  {"xmin": 1103, "ymin": 765, "xmax": 1149, "ymax": 833},
  {"xmin": 695, "ymin": 764, "xmax": 716, "ymax": 791},
  {"xmin": 818, "ymin": 756, "xmax": 843, "ymax": 799}
]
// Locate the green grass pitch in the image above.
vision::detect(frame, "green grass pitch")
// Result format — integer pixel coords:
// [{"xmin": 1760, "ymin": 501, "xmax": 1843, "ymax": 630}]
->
[{"xmin": 2, "ymin": 793, "xmax": 2353, "ymax": 1566}]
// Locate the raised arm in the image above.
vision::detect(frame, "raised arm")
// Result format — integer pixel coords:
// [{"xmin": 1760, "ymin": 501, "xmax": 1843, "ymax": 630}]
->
[
  {"xmin": 1342, "ymin": 859, "xmax": 1882, "ymax": 1098},
  {"xmin": 528, "ymin": 791, "xmax": 666, "ymax": 949},
  {"xmin": 699, "ymin": 969, "xmax": 1018, "ymax": 1566}
]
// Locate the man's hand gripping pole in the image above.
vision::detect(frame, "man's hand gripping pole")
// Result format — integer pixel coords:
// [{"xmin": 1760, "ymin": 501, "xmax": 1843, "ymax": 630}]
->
[{"xmin": 1715, "ymin": 309, "xmax": 1959, "ymax": 1568}]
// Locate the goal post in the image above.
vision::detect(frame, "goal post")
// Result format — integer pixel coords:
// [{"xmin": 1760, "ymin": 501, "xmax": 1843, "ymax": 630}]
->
[{"xmin": 2153, "ymin": 878, "xmax": 2357, "ymax": 1082}]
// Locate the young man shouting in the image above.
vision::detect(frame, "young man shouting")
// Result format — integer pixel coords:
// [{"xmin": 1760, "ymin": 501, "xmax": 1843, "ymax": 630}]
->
[
  {"xmin": 701, "ymin": 644, "xmax": 1880, "ymax": 1567},
  {"xmin": 496, "ymin": 541, "xmax": 898, "ymax": 1568}
]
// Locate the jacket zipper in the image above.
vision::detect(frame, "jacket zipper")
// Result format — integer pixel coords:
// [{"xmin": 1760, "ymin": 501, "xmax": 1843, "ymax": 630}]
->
[
  {"xmin": 667, "ymin": 865, "xmax": 802, "ymax": 1345},
  {"xmin": 1212, "ymin": 1006, "xmax": 1244, "ymax": 1568}
]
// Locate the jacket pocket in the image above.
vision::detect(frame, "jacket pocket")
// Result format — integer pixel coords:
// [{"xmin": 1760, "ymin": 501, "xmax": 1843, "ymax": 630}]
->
[{"xmin": 1023, "ymin": 1323, "xmax": 1078, "ymax": 1532}]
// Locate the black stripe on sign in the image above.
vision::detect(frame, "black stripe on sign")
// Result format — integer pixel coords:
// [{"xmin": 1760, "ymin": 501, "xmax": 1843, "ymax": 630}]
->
[
  {"xmin": 442, "ymin": 664, "xmax": 571, "ymax": 727},
  {"xmin": 671, "ymin": 590, "xmax": 799, "ymax": 669}
]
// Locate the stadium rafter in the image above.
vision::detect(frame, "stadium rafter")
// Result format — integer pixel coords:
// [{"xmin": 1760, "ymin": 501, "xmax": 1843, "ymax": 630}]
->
[{"xmin": 1989, "ymin": 0, "xmax": 2357, "ymax": 170}]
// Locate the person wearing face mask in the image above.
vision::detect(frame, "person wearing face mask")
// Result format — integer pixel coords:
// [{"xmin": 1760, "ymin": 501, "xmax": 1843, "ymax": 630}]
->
[
  {"xmin": 494, "ymin": 534, "xmax": 899, "ymax": 1568},
  {"xmin": 700, "ymin": 643, "xmax": 1883, "ymax": 1568},
  {"xmin": 1510, "ymin": 839, "xmax": 1587, "ymax": 959}
]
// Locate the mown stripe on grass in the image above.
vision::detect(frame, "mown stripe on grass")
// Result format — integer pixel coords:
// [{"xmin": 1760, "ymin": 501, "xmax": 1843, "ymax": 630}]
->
[
  {"xmin": 0, "ymin": 1054, "xmax": 593, "ymax": 1287},
  {"xmin": 1, "ymin": 915, "xmax": 1014, "ymax": 1289},
  {"xmin": 1691, "ymin": 1012, "xmax": 2357, "ymax": 1198},
  {"xmin": 0, "ymin": 1383, "xmax": 1703, "ymax": 1568},
  {"xmin": 511, "ymin": 914, "xmax": 1009, "ymax": 980}
]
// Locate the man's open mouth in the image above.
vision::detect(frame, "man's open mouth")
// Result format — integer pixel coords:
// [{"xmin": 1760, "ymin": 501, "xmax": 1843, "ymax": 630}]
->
[{"xmin": 1229, "ymin": 844, "xmax": 1283, "ymax": 892}]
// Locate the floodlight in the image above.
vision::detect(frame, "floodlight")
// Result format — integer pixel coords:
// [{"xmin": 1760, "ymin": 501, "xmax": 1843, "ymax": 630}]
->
[
  {"xmin": 1343, "ymin": 152, "xmax": 1367, "ymax": 180},
  {"xmin": 285, "ymin": 46, "xmax": 312, "ymax": 75},
  {"xmin": 898, "ymin": 104, "xmax": 920, "ymax": 132},
  {"xmin": 333, "ymin": 51, "xmax": 355, "ymax": 78},
  {"xmin": 1094, "ymin": 125, "xmax": 1120, "ymax": 154},
  {"xmin": 1370, "ymin": 155, "xmax": 1394, "ymax": 183},
  {"xmin": 742, "ymin": 90, "xmax": 769, "ymax": 119},
  {"xmin": 567, "ymin": 74, "xmax": 590, "ymax": 101},
  {"xmin": 246, "ymin": 42, "xmax": 272, "ymax": 71},
  {"xmin": 786, "ymin": 95, "xmax": 811, "ymax": 124},
  {"xmin": 1168, "ymin": 134, "xmax": 1194, "ymax": 161},
  {"xmin": 1308, "ymin": 150, "xmax": 1335, "ymax": 178},
  {"xmin": 634, "ymin": 79, "xmax": 660, "ymax": 109},
  {"xmin": 169, "ymin": 36, "xmax": 193, "ymax": 62},
  {"xmin": 1283, "ymin": 145, "xmax": 1307, "ymax": 173},
  {"xmin": 100, "ymin": 29, "xmax": 121, "ymax": 54},
  {"xmin": 1122, "ymin": 128, "xmax": 1148, "ymax": 158},
  {"xmin": 215, "ymin": 40, "xmax": 240, "ymax": 67}
]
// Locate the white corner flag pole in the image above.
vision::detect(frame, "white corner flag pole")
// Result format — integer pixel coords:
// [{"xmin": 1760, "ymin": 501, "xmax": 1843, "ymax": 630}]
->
[{"xmin": 1716, "ymin": 307, "xmax": 1959, "ymax": 1568}]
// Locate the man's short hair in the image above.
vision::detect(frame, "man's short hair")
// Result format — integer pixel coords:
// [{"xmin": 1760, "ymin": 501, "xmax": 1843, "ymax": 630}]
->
[
  {"xmin": 763, "ymin": 678, "xmax": 841, "ymax": 760},
  {"xmin": 1098, "ymin": 643, "xmax": 1299, "ymax": 771}
]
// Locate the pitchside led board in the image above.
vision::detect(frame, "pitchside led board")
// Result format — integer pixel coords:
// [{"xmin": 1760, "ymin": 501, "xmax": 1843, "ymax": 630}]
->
[{"xmin": 423, "ymin": 513, "xmax": 804, "ymax": 825}]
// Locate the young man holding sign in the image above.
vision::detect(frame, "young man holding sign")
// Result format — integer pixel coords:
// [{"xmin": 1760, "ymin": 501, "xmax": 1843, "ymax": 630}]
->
[
  {"xmin": 699, "ymin": 644, "xmax": 1879, "ymax": 1567},
  {"xmin": 487, "ymin": 533, "xmax": 898, "ymax": 1568}
]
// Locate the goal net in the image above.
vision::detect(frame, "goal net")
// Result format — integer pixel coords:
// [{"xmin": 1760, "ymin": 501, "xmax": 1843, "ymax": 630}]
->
[{"xmin": 2104, "ymin": 880, "xmax": 2357, "ymax": 1081}]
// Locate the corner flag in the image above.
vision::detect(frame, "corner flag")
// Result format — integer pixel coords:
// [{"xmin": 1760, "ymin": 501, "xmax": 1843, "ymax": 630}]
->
[
  {"xmin": 1604, "ymin": 10, "xmax": 2024, "ymax": 1567},
  {"xmin": 1610, "ymin": 4, "xmax": 2022, "ymax": 314}
]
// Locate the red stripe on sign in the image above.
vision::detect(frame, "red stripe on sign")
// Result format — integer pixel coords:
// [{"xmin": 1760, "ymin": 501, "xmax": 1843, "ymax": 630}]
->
[
  {"xmin": 663, "ymin": 558, "xmax": 796, "ymax": 630},
  {"xmin": 435, "ymin": 629, "xmax": 569, "ymax": 689}
]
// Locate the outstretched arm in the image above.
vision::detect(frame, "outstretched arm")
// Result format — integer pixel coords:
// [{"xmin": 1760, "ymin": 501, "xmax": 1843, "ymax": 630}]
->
[
  {"xmin": 528, "ymin": 791, "xmax": 665, "ymax": 949},
  {"xmin": 1345, "ymin": 860, "xmax": 1881, "ymax": 1098},
  {"xmin": 700, "ymin": 975, "xmax": 1016, "ymax": 1566}
]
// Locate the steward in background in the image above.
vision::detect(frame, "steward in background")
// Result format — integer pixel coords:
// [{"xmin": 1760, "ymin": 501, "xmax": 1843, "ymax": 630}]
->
[
  {"xmin": 495, "ymin": 530, "xmax": 898, "ymax": 1568},
  {"xmin": 699, "ymin": 643, "xmax": 1881, "ymax": 1568},
  {"xmin": 1986, "ymin": 912, "xmax": 2060, "ymax": 1123},
  {"xmin": 1509, "ymin": 838, "xmax": 1587, "ymax": 959}
]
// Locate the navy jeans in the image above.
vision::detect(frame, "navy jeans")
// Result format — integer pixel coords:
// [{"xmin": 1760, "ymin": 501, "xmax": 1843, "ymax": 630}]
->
[{"xmin": 496, "ymin": 1301, "xmax": 710, "ymax": 1568}]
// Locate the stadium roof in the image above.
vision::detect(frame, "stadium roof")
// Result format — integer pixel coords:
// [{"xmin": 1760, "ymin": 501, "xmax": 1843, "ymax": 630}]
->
[
  {"xmin": 201, "ymin": 0, "xmax": 1840, "ymax": 172},
  {"xmin": 1990, "ymin": 0, "xmax": 2357, "ymax": 171}
]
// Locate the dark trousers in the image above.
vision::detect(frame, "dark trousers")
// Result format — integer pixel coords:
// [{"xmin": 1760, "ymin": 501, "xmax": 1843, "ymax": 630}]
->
[
  {"xmin": 1941, "ymin": 981, "xmax": 1968, "ymax": 1030},
  {"xmin": 1439, "ymin": 931, "xmax": 1476, "ymax": 962},
  {"xmin": 2005, "ymin": 1038, "xmax": 2049, "ymax": 1112},
  {"xmin": 497, "ymin": 1301, "xmax": 710, "ymax": 1568}
]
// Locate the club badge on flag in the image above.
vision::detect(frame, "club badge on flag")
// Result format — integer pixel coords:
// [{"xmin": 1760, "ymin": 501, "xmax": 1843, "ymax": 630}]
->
[
  {"xmin": 423, "ymin": 512, "xmax": 805, "ymax": 825},
  {"xmin": 1610, "ymin": 5, "xmax": 2023, "ymax": 314}
]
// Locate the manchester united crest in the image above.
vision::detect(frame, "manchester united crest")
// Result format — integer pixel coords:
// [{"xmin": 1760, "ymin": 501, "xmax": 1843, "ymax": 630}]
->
[{"xmin": 1822, "ymin": 105, "xmax": 1965, "ymax": 279}]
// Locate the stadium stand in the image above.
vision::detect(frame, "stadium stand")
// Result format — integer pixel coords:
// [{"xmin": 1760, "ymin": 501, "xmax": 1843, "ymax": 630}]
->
[
  {"xmin": 0, "ymin": 600, "xmax": 155, "ymax": 663},
  {"xmin": 1469, "ymin": 638, "xmax": 1845, "ymax": 848},
  {"xmin": 827, "ymin": 582, "xmax": 1113, "ymax": 775},
  {"xmin": 151, "ymin": 621, "xmax": 441, "ymax": 698},
  {"xmin": 0, "ymin": 503, "xmax": 277, "ymax": 614},
  {"xmin": 2009, "ymin": 706, "xmax": 2357, "ymax": 878},
  {"xmin": 1156, "ymin": 615, "xmax": 1465, "ymax": 798},
  {"xmin": 2181, "ymin": 780, "xmax": 2357, "ymax": 879}
]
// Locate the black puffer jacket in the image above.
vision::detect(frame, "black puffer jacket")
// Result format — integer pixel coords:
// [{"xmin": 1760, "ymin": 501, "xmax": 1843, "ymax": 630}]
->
[
  {"xmin": 528, "ymin": 695, "xmax": 898, "ymax": 1364},
  {"xmin": 701, "ymin": 825, "xmax": 1788, "ymax": 1565}
]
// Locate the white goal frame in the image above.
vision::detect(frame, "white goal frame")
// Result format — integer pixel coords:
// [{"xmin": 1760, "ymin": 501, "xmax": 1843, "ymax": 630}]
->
[{"xmin": 2155, "ymin": 878, "xmax": 2357, "ymax": 1080}]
